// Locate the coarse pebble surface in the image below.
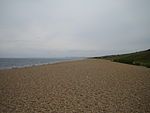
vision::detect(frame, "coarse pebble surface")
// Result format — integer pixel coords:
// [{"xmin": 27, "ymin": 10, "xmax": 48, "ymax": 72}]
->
[{"xmin": 0, "ymin": 59, "xmax": 150, "ymax": 113}]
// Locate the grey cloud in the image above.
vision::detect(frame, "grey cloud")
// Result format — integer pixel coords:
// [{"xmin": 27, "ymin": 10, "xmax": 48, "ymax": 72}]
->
[{"xmin": 0, "ymin": 0, "xmax": 150, "ymax": 57}]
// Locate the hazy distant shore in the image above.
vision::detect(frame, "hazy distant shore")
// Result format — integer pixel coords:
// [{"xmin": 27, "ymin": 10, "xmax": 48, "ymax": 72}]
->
[{"xmin": 0, "ymin": 59, "xmax": 150, "ymax": 112}]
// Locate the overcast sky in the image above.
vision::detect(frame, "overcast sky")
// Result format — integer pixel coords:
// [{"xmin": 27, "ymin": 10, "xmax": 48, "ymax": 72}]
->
[{"xmin": 0, "ymin": 0, "xmax": 150, "ymax": 58}]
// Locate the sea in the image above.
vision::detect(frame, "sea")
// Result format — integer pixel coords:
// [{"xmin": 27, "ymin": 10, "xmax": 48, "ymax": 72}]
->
[{"xmin": 0, "ymin": 58, "xmax": 83, "ymax": 70}]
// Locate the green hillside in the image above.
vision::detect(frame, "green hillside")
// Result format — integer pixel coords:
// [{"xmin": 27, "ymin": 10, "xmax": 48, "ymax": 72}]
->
[{"xmin": 93, "ymin": 49, "xmax": 150, "ymax": 68}]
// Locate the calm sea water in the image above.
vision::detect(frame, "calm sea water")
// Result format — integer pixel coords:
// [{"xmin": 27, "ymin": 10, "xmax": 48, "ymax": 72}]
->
[{"xmin": 0, "ymin": 58, "xmax": 82, "ymax": 69}]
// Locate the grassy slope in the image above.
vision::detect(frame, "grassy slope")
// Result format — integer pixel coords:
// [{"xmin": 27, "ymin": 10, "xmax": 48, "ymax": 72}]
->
[{"xmin": 93, "ymin": 49, "xmax": 150, "ymax": 68}]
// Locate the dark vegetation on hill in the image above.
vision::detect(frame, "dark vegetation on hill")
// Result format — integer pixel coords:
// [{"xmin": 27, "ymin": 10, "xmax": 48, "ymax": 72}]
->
[{"xmin": 92, "ymin": 49, "xmax": 150, "ymax": 68}]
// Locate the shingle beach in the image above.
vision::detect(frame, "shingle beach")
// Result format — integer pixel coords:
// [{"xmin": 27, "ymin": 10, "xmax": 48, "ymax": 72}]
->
[{"xmin": 0, "ymin": 59, "xmax": 150, "ymax": 113}]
